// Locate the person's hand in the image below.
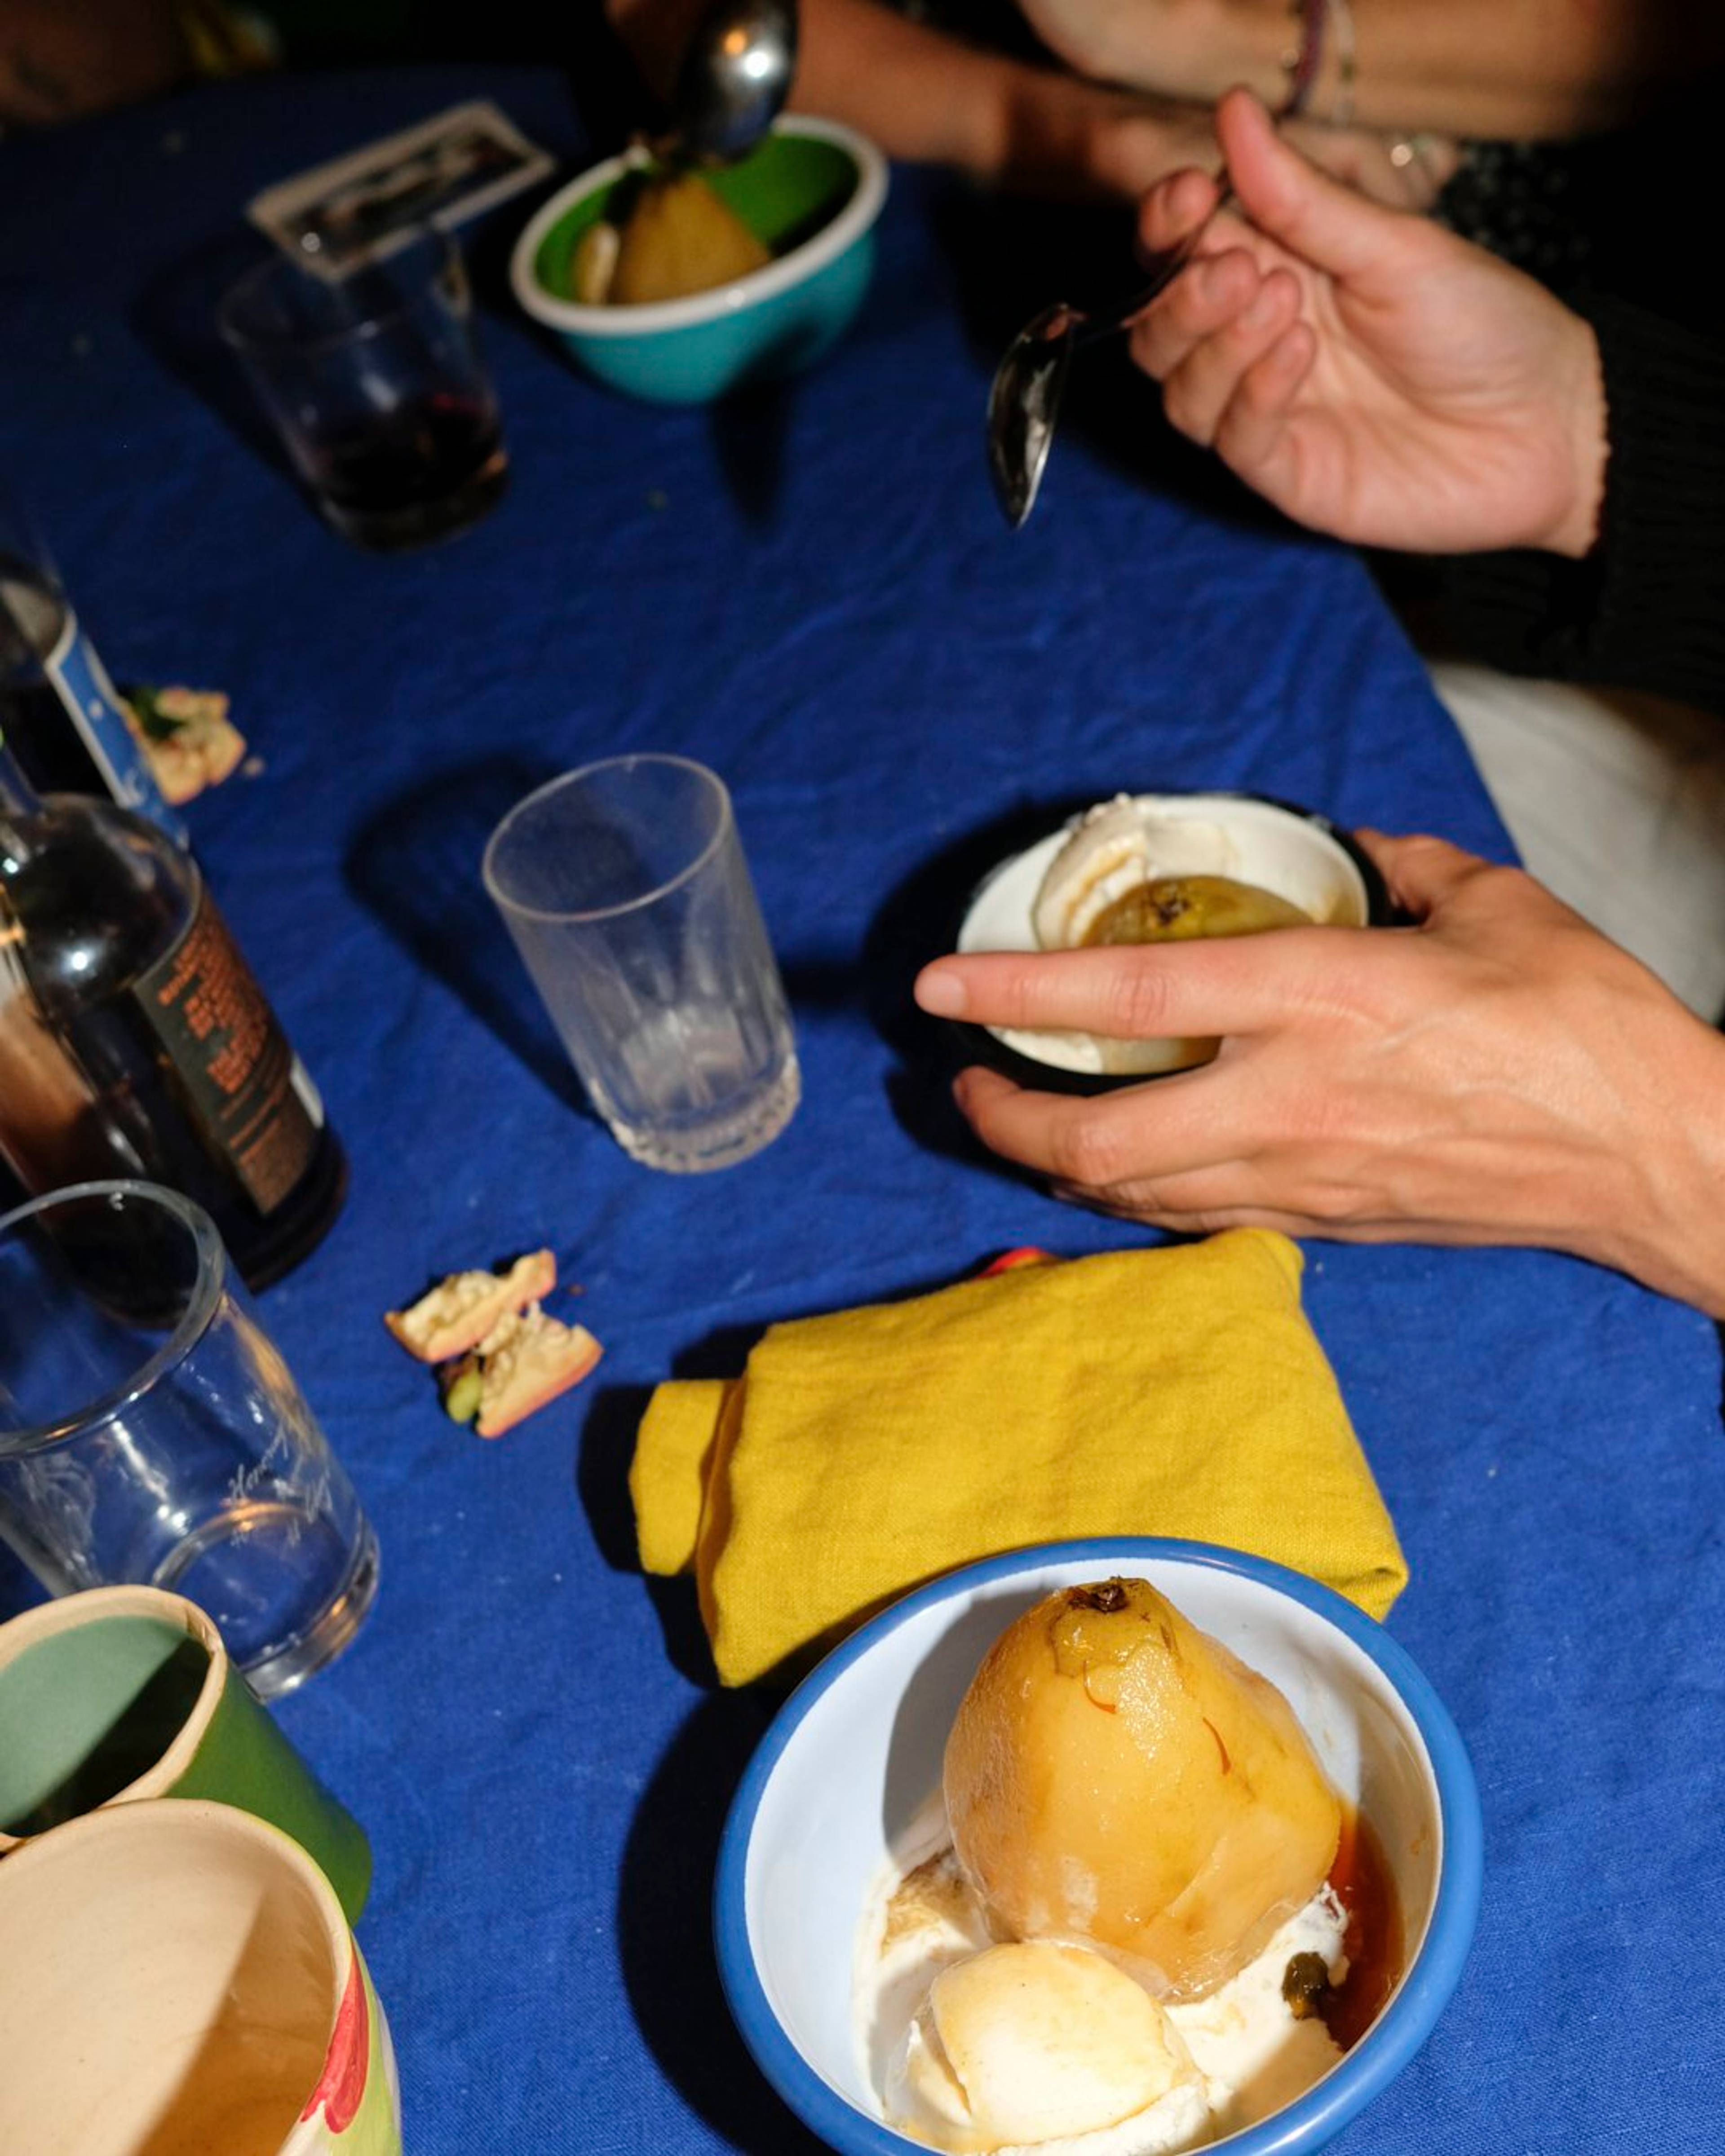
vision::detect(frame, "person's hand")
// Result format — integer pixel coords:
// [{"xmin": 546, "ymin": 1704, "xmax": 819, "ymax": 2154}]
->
[
  {"xmin": 913, "ymin": 831, "xmax": 1725, "ymax": 1316},
  {"xmin": 1128, "ymin": 89, "xmax": 1607, "ymax": 556}
]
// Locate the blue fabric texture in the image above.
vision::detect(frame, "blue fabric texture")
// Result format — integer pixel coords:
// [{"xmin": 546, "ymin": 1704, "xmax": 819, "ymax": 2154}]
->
[{"xmin": 2, "ymin": 62, "xmax": 1721, "ymax": 2156}]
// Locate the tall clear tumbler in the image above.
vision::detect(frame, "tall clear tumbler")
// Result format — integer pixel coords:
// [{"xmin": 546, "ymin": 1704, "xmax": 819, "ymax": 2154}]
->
[
  {"xmin": 483, "ymin": 756, "xmax": 800, "ymax": 1172},
  {"xmin": 0, "ymin": 1181, "xmax": 378, "ymax": 1699}
]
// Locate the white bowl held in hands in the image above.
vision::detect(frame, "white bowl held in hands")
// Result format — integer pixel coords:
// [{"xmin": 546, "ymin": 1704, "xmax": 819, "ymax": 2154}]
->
[{"xmin": 953, "ymin": 793, "xmax": 1386, "ymax": 1089}]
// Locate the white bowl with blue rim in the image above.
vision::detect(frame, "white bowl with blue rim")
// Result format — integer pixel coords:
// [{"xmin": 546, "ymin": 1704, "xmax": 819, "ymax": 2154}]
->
[
  {"xmin": 715, "ymin": 1537, "xmax": 1482, "ymax": 2156},
  {"xmin": 510, "ymin": 116, "xmax": 887, "ymax": 404}
]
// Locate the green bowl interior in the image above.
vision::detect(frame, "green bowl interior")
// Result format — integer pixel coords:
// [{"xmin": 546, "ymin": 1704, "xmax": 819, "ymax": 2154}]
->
[{"xmin": 534, "ymin": 134, "xmax": 861, "ymax": 305}]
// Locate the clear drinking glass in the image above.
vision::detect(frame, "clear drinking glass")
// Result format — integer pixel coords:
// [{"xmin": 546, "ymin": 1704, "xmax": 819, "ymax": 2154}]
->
[
  {"xmin": 0, "ymin": 1181, "xmax": 378, "ymax": 1699},
  {"xmin": 218, "ymin": 225, "xmax": 507, "ymax": 551},
  {"xmin": 483, "ymin": 755, "xmax": 800, "ymax": 1172}
]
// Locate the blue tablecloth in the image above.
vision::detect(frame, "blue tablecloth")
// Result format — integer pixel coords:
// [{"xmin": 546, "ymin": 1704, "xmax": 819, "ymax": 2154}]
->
[{"xmin": 4, "ymin": 62, "xmax": 1722, "ymax": 2156}]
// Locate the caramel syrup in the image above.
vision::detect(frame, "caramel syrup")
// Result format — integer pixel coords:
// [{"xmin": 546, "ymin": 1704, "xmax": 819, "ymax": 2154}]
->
[{"xmin": 1321, "ymin": 1805, "xmax": 1404, "ymax": 2051}]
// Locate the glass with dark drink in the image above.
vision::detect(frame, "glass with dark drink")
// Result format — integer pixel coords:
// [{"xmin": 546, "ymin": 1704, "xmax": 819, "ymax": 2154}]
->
[{"xmin": 219, "ymin": 226, "xmax": 508, "ymax": 551}]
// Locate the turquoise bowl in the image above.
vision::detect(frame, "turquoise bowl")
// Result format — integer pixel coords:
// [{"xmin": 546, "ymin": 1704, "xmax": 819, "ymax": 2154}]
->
[{"xmin": 510, "ymin": 118, "xmax": 888, "ymax": 405}]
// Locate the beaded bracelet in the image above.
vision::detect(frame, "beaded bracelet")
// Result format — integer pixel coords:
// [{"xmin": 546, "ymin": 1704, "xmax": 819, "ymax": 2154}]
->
[
  {"xmin": 1283, "ymin": 0, "xmax": 1359, "ymax": 128},
  {"xmin": 1280, "ymin": 0, "xmax": 1325, "ymax": 117}
]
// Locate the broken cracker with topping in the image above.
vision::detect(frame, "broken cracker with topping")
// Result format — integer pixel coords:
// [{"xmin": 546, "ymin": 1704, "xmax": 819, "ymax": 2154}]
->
[
  {"xmin": 385, "ymin": 1249, "xmax": 557, "ymax": 1363},
  {"xmin": 122, "ymin": 685, "xmax": 248, "ymax": 805},
  {"xmin": 440, "ymin": 1303, "xmax": 604, "ymax": 1440}
]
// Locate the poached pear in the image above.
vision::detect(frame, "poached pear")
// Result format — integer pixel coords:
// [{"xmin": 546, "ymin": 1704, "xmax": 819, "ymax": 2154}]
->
[
  {"xmin": 943, "ymin": 1578, "xmax": 1342, "ymax": 2000},
  {"xmin": 608, "ymin": 170, "xmax": 770, "ymax": 305}
]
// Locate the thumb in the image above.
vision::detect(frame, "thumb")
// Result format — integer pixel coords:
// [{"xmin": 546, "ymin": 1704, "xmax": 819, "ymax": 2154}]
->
[
  {"xmin": 1355, "ymin": 828, "xmax": 1494, "ymax": 917},
  {"xmin": 1216, "ymin": 87, "xmax": 1419, "ymax": 284}
]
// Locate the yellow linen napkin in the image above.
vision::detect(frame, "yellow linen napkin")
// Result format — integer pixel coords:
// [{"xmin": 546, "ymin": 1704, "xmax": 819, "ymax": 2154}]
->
[{"xmin": 630, "ymin": 1228, "xmax": 1407, "ymax": 1686}]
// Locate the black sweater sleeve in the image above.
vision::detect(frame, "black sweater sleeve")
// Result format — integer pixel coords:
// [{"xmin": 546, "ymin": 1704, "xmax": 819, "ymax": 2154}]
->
[{"xmin": 1396, "ymin": 295, "xmax": 1725, "ymax": 714}]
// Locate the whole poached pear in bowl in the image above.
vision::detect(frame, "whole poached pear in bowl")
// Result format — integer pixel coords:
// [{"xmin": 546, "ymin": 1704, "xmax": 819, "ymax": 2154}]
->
[{"xmin": 943, "ymin": 1576, "xmax": 1343, "ymax": 2001}]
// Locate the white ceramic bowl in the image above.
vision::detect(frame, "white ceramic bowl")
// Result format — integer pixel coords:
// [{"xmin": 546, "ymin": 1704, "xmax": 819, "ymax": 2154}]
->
[
  {"xmin": 953, "ymin": 793, "xmax": 1386, "ymax": 1089},
  {"xmin": 716, "ymin": 1538, "xmax": 1481, "ymax": 2156}
]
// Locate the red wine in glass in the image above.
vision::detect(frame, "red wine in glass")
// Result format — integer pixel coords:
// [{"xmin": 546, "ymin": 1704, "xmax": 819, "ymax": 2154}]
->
[{"xmin": 302, "ymin": 392, "xmax": 508, "ymax": 551}]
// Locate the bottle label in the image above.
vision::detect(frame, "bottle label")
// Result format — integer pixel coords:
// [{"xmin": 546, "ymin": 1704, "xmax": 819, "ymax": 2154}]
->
[
  {"xmin": 135, "ymin": 891, "xmax": 323, "ymax": 1215},
  {"xmin": 42, "ymin": 605, "xmax": 191, "ymax": 848}
]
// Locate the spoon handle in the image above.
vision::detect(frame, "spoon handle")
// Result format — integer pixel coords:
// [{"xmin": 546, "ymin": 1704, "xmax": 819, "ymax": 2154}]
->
[{"xmin": 1073, "ymin": 186, "xmax": 1238, "ymax": 350}]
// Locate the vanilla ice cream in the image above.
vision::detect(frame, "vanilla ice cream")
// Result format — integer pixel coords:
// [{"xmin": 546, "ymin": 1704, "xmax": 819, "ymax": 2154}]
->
[
  {"xmin": 1032, "ymin": 799, "xmax": 1240, "ymax": 953},
  {"xmin": 855, "ymin": 1796, "xmax": 1352, "ymax": 2156},
  {"xmin": 887, "ymin": 1940, "xmax": 1214, "ymax": 2156}
]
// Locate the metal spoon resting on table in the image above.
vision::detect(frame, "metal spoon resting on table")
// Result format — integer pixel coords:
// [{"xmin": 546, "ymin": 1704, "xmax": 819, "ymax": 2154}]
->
[
  {"xmin": 656, "ymin": 0, "xmax": 800, "ymax": 165},
  {"xmin": 986, "ymin": 186, "xmax": 1236, "ymax": 530}
]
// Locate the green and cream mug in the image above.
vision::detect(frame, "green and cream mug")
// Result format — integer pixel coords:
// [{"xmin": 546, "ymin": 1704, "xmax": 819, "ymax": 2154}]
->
[
  {"xmin": 0, "ymin": 1584, "xmax": 369, "ymax": 1920},
  {"xmin": 0, "ymin": 1797, "xmax": 401, "ymax": 2156}
]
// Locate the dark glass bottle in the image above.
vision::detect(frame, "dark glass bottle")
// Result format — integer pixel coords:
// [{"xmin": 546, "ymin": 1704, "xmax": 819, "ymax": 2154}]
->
[{"xmin": 0, "ymin": 736, "xmax": 345, "ymax": 1288}]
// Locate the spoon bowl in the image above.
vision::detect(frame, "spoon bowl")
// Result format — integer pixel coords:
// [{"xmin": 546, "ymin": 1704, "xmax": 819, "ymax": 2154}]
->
[
  {"xmin": 986, "ymin": 187, "xmax": 1233, "ymax": 529},
  {"xmin": 984, "ymin": 303, "xmax": 1078, "ymax": 531},
  {"xmin": 663, "ymin": 0, "xmax": 800, "ymax": 166}
]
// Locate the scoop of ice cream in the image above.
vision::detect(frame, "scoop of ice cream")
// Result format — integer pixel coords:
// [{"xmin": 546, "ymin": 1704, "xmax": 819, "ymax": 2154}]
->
[
  {"xmin": 1026, "ymin": 800, "xmax": 1269, "ymax": 1075},
  {"xmin": 943, "ymin": 1579, "xmax": 1342, "ymax": 2001},
  {"xmin": 1168, "ymin": 1889, "xmax": 1347, "ymax": 2139},
  {"xmin": 1032, "ymin": 800, "xmax": 1239, "ymax": 952},
  {"xmin": 858, "ymin": 1808, "xmax": 1000, "ymax": 2107},
  {"xmin": 885, "ymin": 1940, "xmax": 1211, "ymax": 2154}
]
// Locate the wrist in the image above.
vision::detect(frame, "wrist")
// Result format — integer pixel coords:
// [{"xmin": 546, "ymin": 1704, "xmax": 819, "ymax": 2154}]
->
[
  {"xmin": 1078, "ymin": 0, "xmax": 1294, "ymax": 107},
  {"xmin": 1545, "ymin": 320, "xmax": 1609, "ymax": 559},
  {"xmin": 947, "ymin": 53, "xmax": 1035, "ymax": 185},
  {"xmin": 998, "ymin": 70, "xmax": 1154, "ymax": 203},
  {"xmin": 1597, "ymin": 1014, "xmax": 1725, "ymax": 1317}
]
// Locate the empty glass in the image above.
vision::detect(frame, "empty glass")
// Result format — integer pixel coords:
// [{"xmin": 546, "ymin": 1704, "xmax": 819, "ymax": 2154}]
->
[
  {"xmin": 483, "ymin": 755, "xmax": 800, "ymax": 1172},
  {"xmin": 219, "ymin": 225, "xmax": 507, "ymax": 551},
  {"xmin": 0, "ymin": 1180, "xmax": 378, "ymax": 1698}
]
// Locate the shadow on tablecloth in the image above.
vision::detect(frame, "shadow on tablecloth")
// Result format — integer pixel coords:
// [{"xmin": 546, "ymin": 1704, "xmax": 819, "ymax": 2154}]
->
[
  {"xmin": 129, "ymin": 227, "xmax": 300, "ymax": 485},
  {"xmin": 617, "ymin": 1687, "xmax": 828, "ymax": 2156},
  {"xmin": 343, "ymin": 751, "xmax": 593, "ymax": 1117}
]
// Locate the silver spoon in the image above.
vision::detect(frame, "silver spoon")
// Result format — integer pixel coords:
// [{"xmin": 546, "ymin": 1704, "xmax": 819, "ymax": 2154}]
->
[
  {"xmin": 986, "ymin": 187, "xmax": 1235, "ymax": 530},
  {"xmin": 659, "ymin": 0, "xmax": 800, "ymax": 165}
]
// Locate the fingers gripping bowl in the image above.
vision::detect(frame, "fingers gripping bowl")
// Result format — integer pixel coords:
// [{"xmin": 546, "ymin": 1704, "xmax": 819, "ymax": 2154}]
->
[
  {"xmin": 510, "ymin": 118, "xmax": 888, "ymax": 404},
  {"xmin": 716, "ymin": 1540, "xmax": 1481, "ymax": 2156},
  {"xmin": 951, "ymin": 794, "xmax": 1390, "ymax": 1094}
]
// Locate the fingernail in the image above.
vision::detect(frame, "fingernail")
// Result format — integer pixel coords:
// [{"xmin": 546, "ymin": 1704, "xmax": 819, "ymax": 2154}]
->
[{"xmin": 916, "ymin": 969, "xmax": 967, "ymax": 1017}]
